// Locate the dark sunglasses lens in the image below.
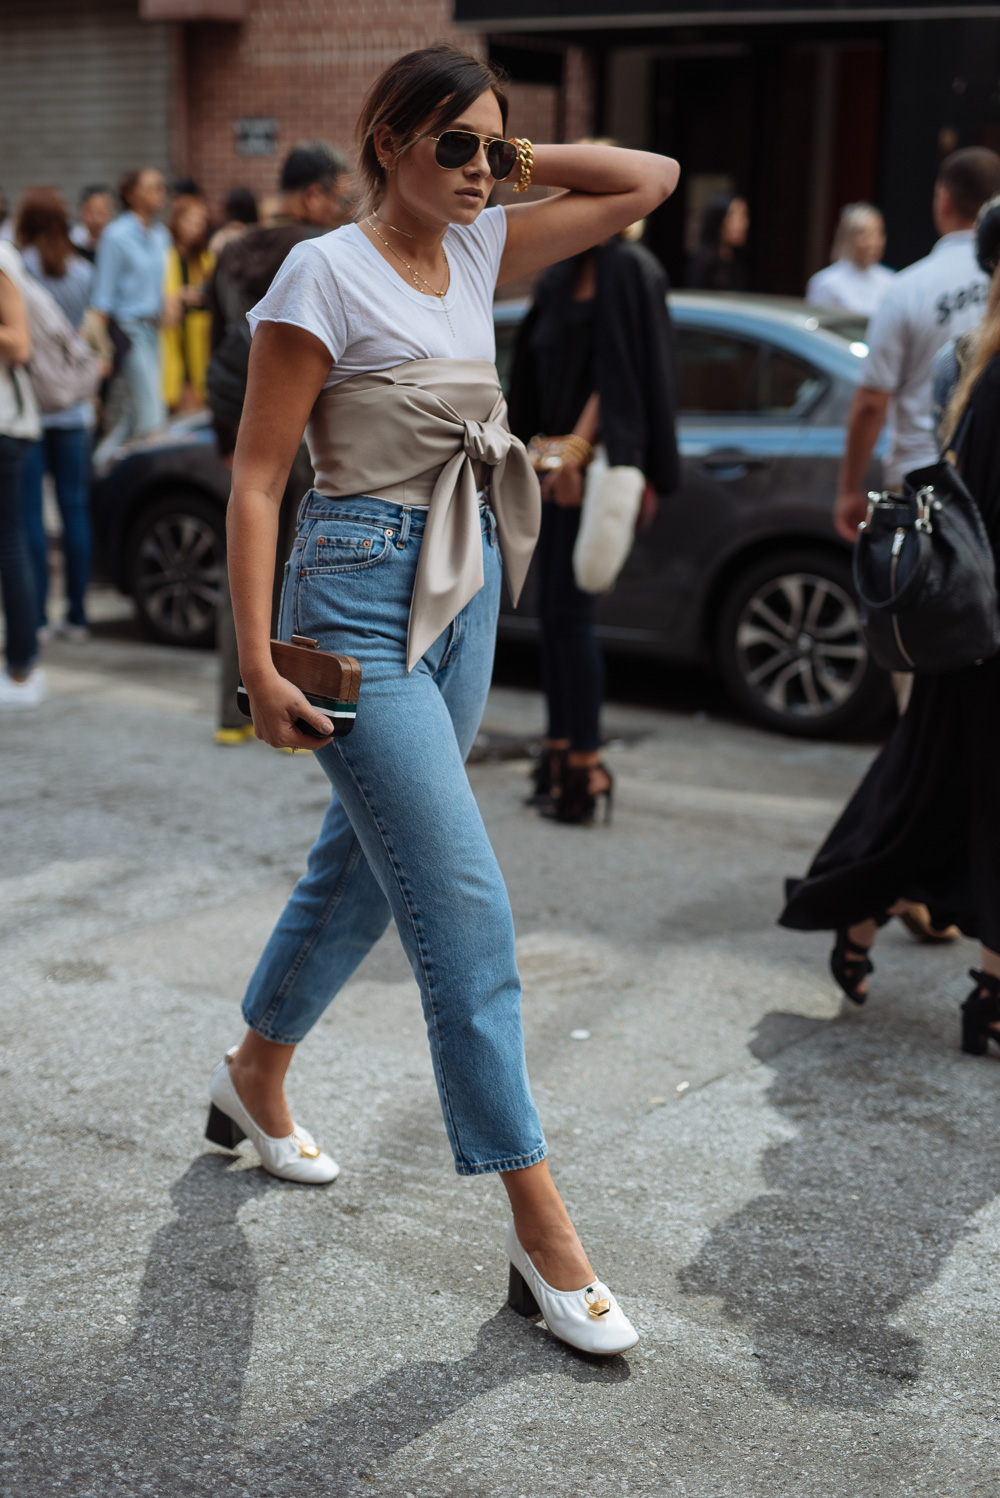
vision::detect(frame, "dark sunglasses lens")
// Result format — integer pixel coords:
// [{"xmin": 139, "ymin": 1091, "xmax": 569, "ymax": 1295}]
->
[
  {"xmin": 488, "ymin": 140, "xmax": 518, "ymax": 180},
  {"xmin": 435, "ymin": 131, "xmax": 480, "ymax": 170}
]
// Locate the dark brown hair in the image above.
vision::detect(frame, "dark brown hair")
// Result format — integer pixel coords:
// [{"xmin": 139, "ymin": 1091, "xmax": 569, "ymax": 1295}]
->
[
  {"xmin": 168, "ymin": 193, "xmax": 210, "ymax": 256},
  {"xmin": 937, "ymin": 147, "xmax": 1000, "ymax": 224},
  {"xmin": 16, "ymin": 185, "xmax": 74, "ymax": 277},
  {"xmin": 118, "ymin": 170, "xmax": 141, "ymax": 209},
  {"xmin": 356, "ymin": 44, "xmax": 508, "ymax": 211}
]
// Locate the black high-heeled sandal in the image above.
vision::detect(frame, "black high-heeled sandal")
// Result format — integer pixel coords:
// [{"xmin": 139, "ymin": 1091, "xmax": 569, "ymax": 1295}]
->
[
  {"xmin": 526, "ymin": 746, "xmax": 568, "ymax": 808},
  {"xmin": 830, "ymin": 930, "xmax": 875, "ymax": 1005},
  {"xmin": 545, "ymin": 763, "xmax": 614, "ymax": 826},
  {"xmin": 960, "ymin": 969, "xmax": 1000, "ymax": 1055}
]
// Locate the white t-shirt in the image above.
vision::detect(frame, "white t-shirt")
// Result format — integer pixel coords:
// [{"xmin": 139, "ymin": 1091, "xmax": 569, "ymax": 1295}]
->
[
  {"xmin": 805, "ymin": 258, "xmax": 895, "ymax": 317},
  {"xmin": 248, "ymin": 205, "xmax": 508, "ymax": 390},
  {"xmin": 0, "ymin": 241, "xmax": 42, "ymax": 441},
  {"xmin": 861, "ymin": 229, "xmax": 987, "ymax": 487}
]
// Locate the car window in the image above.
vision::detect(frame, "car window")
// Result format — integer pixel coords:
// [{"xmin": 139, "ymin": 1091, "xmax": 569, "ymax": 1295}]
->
[
  {"xmin": 675, "ymin": 328, "xmax": 760, "ymax": 414},
  {"xmin": 677, "ymin": 327, "xmax": 823, "ymax": 416},
  {"xmin": 757, "ymin": 348, "xmax": 823, "ymax": 415}
]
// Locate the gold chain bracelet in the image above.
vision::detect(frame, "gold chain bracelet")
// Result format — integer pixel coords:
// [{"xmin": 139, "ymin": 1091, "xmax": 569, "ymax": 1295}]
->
[
  {"xmin": 526, "ymin": 433, "xmax": 594, "ymax": 472},
  {"xmin": 511, "ymin": 137, "xmax": 534, "ymax": 193}
]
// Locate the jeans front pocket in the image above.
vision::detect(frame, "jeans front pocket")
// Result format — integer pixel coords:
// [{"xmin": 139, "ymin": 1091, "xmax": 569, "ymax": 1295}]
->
[
  {"xmin": 291, "ymin": 511, "xmax": 414, "ymax": 652},
  {"xmin": 298, "ymin": 517, "xmax": 395, "ymax": 575}
]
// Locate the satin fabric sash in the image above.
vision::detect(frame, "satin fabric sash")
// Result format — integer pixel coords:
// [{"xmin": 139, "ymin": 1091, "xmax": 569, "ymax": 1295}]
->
[{"xmin": 306, "ymin": 358, "xmax": 541, "ymax": 670}]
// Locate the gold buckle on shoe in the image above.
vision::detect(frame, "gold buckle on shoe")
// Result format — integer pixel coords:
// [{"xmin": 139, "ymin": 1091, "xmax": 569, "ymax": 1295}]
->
[
  {"xmin": 585, "ymin": 1287, "xmax": 611, "ymax": 1319},
  {"xmin": 295, "ymin": 1135, "xmax": 321, "ymax": 1159}
]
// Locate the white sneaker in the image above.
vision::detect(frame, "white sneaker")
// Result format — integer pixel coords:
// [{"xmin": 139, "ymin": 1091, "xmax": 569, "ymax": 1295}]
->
[
  {"xmin": 506, "ymin": 1221, "xmax": 639, "ymax": 1355},
  {"xmin": 57, "ymin": 623, "xmax": 91, "ymax": 642},
  {"xmin": 0, "ymin": 669, "xmax": 48, "ymax": 708},
  {"xmin": 205, "ymin": 1051, "xmax": 340, "ymax": 1184}
]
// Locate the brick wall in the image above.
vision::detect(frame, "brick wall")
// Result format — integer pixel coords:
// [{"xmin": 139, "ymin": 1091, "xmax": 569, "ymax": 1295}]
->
[
  {"xmin": 184, "ymin": 0, "xmax": 485, "ymax": 214},
  {"xmin": 182, "ymin": 5, "xmax": 597, "ymax": 219}
]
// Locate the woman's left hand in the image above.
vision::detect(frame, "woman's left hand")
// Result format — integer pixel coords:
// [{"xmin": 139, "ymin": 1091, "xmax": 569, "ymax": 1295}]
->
[{"xmin": 543, "ymin": 459, "xmax": 585, "ymax": 508}]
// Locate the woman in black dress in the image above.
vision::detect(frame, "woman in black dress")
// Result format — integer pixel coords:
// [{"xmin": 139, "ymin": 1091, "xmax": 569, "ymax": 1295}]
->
[
  {"xmin": 508, "ymin": 228, "xmax": 678, "ymax": 822},
  {"xmin": 780, "ymin": 245, "xmax": 1000, "ymax": 1050}
]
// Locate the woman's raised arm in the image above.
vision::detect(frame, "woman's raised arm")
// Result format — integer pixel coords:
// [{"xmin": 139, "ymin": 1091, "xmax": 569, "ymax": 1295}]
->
[{"xmin": 499, "ymin": 143, "xmax": 679, "ymax": 285}]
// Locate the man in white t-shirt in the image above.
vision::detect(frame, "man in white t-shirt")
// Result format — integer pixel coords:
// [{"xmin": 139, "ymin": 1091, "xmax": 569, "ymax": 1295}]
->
[
  {"xmin": 834, "ymin": 147, "xmax": 1000, "ymax": 541},
  {"xmin": 806, "ymin": 203, "xmax": 895, "ymax": 317}
]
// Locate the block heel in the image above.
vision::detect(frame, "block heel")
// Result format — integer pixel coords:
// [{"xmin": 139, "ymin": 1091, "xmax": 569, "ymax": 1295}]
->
[
  {"xmin": 205, "ymin": 1051, "xmax": 339, "ymax": 1183},
  {"xmin": 205, "ymin": 1102, "xmax": 246, "ymax": 1150},
  {"xmin": 508, "ymin": 1263, "xmax": 541, "ymax": 1318},
  {"xmin": 505, "ymin": 1222, "xmax": 639, "ymax": 1355}
]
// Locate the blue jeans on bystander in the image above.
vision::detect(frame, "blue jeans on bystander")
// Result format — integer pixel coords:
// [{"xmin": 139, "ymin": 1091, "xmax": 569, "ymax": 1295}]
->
[
  {"xmin": 21, "ymin": 426, "xmax": 93, "ymax": 627},
  {"xmin": 93, "ymin": 318, "xmax": 165, "ymax": 466},
  {"xmin": 0, "ymin": 434, "xmax": 38, "ymax": 673}
]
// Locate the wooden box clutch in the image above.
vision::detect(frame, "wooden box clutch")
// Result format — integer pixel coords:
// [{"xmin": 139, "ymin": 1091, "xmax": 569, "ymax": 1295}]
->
[{"xmin": 237, "ymin": 634, "xmax": 362, "ymax": 737}]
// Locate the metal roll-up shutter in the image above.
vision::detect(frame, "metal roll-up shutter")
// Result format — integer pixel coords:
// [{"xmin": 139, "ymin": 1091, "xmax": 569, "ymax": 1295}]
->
[{"xmin": 0, "ymin": 0, "xmax": 172, "ymax": 215}]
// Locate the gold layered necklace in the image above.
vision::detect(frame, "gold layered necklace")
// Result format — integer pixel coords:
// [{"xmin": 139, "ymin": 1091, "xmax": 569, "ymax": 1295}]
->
[{"xmin": 366, "ymin": 214, "xmax": 454, "ymax": 336}]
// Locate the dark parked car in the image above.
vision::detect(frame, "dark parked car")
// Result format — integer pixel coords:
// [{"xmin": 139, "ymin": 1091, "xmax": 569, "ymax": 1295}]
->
[{"xmin": 91, "ymin": 292, "xmax": 889, "ymax": 738}]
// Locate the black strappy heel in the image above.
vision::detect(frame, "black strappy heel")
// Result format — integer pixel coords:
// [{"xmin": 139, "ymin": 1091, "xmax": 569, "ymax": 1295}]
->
[
  {"xmin": 526, "ymin": 746, "xmax": 567, "ymax": 808},
  {"xmin": 960, "ymin": 969, "xmax": 1000, "ymax": 1055},
  {"xmin": 831, "ymin": 930, "xmax": 875, "ymax": 1005},
  {"xmin": 546, "ymin": 762, "xmax": 613, "ymax": 826}
]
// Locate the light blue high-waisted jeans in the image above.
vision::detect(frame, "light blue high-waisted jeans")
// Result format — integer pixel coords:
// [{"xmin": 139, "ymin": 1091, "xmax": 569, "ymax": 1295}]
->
[{"xmin": 242, "ymin": 493, "xmax": 547, "ymax": 1177}]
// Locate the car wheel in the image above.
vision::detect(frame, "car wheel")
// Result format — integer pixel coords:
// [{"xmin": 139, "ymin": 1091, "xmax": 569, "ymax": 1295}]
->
[
  {"xmin": 125, "ymin": 490, "xmax": 225, "ymax": 648},
  {"xmin": 715, "ymin": 549, "xmax": 893, "ymax": 738}
]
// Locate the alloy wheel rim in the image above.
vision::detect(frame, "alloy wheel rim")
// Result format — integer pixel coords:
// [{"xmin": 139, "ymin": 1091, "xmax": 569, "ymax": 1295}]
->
[
  {"xmin": 135, "ymin": 513, "xmax": 222, "ymax": 640},
  {"xmin": 735, "ymin": 571, "xmax": 867, "ymax": 719}
]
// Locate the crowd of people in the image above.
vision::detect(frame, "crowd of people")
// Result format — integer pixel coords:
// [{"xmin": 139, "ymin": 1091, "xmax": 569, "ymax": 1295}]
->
[{"xmin": 0, "ymin": 147, "xmax": 355, "ymax": 709}]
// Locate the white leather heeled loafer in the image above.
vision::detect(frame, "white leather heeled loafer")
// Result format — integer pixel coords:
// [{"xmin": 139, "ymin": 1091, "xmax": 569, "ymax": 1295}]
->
[
  {"xmin": 506, "ymin": 1221, "xmax": 639, "ymax": 1356},
  {"xmin": 205, "ymin": 1053, "xmax": 339, "ymax": 1184}
]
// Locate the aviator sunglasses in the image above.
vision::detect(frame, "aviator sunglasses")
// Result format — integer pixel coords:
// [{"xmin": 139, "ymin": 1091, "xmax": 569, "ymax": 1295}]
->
[{"xmin": 406, "ymin": 129, "xmax": 519, "ymax": 181}]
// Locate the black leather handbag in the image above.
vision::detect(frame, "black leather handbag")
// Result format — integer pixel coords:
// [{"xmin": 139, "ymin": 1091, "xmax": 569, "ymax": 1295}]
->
[{"xmin": 852, "ymin": 455, "xmax": 1000, "ymax": 674}]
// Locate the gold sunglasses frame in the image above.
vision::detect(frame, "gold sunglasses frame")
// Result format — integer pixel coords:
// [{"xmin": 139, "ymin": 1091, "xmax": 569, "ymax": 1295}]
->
[{"xmin": 400, "ymin": 129, "xmax": 518, "ymax": 179}]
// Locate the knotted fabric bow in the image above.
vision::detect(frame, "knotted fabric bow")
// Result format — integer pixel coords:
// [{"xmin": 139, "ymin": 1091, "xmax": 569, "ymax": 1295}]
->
[{"xmin": 306, "ymin": 358, "xmax": 541, "ymax": 670}]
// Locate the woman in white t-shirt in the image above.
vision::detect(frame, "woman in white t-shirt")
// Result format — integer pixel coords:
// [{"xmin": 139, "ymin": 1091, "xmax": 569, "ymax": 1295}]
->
[
  {"xmin": 0, "ymin": 239, "xmax": 45, "ymax": 707},
  {"xmin": 208, "ymin": 44, "xmax": 678, "ymax": 1357}
]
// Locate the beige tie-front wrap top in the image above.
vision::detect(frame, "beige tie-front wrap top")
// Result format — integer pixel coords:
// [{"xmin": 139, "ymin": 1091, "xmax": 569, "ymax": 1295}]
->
[{"xmin": 306, "ymin": 357, "xmax": 541, "ymax": 671}]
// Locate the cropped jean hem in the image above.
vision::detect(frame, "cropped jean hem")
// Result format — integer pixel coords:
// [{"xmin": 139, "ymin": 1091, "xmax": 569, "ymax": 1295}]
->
[
  {"xmin": 240, "ymin": 1015, "xmax": 305, "ymax": 1046},
  {"xmin": 454, "ymin": 1142, "xmax": 549, "ymax": 1178}
]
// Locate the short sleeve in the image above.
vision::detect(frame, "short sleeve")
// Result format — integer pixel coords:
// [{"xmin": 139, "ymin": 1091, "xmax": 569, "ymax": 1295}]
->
[
  {"xmin": 0, "ymin": 241, "xmax": 24, "ymax": 285},
  {"xmin": 246, "ymin": 239, "xmax": 348, "ymax": 364},
  {"xmin": 861, "ymin": 282, "xmax": 907, "ymax": 392}
]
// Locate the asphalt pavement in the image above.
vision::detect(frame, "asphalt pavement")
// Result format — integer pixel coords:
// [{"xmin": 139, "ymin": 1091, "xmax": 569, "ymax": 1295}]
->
[{"xmin": 3, "ymin": 604, "xmax": 1000, "ymax": 1498}]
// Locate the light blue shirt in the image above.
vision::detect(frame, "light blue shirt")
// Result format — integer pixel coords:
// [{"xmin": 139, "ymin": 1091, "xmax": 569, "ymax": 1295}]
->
[{"xmin": 92, "ymin": 211, "xmax": 169, "ymax": 322}]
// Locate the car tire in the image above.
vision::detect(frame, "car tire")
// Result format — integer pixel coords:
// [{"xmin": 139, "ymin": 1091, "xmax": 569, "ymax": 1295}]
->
[
  {"xmin": 125, "ymin": 490, "xmax": 225, "ymax": 648},
  {"xmin": 715, "ymin": 548, "xmax": 893, "ymax": 739}
]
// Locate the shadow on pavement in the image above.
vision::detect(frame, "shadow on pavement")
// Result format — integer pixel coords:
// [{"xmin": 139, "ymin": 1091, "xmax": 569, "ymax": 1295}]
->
[
  {"xmin": 678, "ymin": 1009, "xmax": 1000, "ymax": 1410},
  {"xmin": 8, "ymin": 1152, "xmax": 629, "ymax": 1497}
]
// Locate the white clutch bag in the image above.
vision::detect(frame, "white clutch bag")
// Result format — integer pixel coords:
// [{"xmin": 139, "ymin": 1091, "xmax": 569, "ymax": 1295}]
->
[{"xmin": 572, "ymin": 445, "xmax": 645, "ymax": 594}]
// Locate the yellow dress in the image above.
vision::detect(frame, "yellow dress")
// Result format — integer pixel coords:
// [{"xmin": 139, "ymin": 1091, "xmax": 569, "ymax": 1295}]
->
[{"xmin": 161, "ymin": 246, "xmax": 215, "ymax": 409}]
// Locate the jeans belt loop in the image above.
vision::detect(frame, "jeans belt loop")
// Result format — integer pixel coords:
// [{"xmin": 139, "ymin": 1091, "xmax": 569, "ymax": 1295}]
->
[{"xmin": 396, "ymin": 506, "xmax": 412, "ymax": 550}]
